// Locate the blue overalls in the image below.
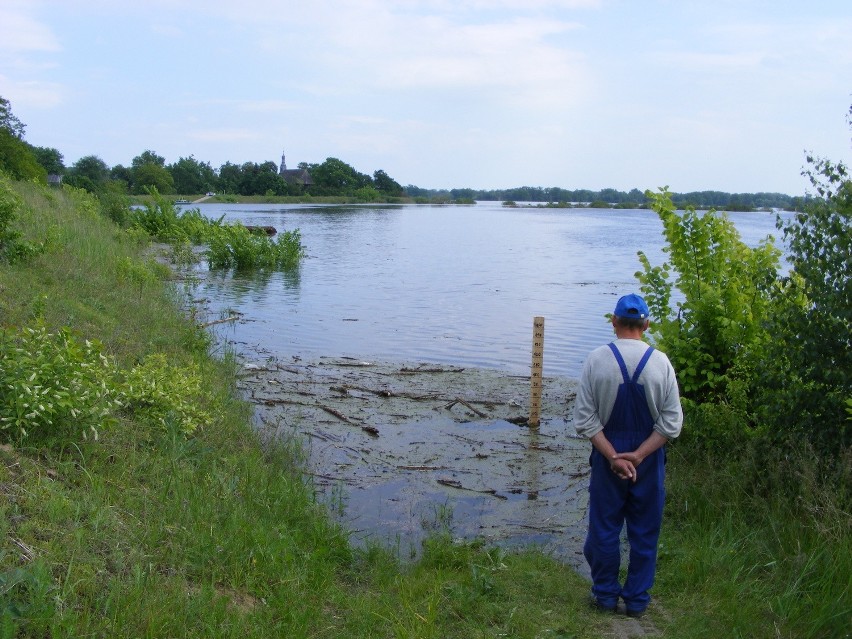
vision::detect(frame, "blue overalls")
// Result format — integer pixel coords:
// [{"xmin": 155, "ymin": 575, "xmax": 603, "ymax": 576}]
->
[{"xmin": 584, "ymin": 343, "xmax": 666, "ymax": 613}]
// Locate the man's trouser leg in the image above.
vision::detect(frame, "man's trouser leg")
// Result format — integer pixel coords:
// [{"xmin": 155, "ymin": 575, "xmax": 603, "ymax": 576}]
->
[
  {"xmin": 621, "ymin": 456, "xmax": 665, "ymax": 612},
  {"xmin": 584, "ymin": 452, "xmax": 627, "ymax": 608}
]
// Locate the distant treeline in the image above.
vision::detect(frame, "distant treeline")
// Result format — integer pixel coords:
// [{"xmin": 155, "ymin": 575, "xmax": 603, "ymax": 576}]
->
[
  {"xmin": 403, "ymin": 185, "xmax": 802, "ymax": 211},
  {"xmin": 1, "ymin": 95, "xmax": 804, "ymax": 210}
]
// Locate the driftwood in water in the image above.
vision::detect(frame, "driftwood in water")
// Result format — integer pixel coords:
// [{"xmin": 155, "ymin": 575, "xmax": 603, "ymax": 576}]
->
[
  {"xmin": 436, "ymin": 478, "xmax": 508, "ymax": 499},
  {"xmin": 330, "ymin": 384, "xmax": 439, "ymax": 401},
  {"xmin": 399, "ymin": 366, "xmax": 465, "ymax": 374},
  {"xmin": 317, "ymin": 404, "xmax": 379, "ymax": 437},
  {"xmin": 200, "ymin": 315, "xmax": 240, "ymax": 328},
  {"xmin": 444, "ymin": 397, "xmax": 488, "ymax": 418}
]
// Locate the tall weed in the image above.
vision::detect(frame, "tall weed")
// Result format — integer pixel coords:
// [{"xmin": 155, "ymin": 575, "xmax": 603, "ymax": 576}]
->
[
  {"xmin": 119, "ymin": 353, "xmax": 212, "ymax": 435},
  {"xmin": 206, "ymin": 224, "xmax": 304, "ymax": 270}
]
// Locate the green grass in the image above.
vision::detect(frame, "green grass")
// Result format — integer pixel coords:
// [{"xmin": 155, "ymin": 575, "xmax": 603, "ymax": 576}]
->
[
  {"xmin": 654, "ymin": 443, "xmax": 851, "ymax": 638},
  {"xmin": 1, "ymin": 178, "xmax": 848, "ymax": 638}
]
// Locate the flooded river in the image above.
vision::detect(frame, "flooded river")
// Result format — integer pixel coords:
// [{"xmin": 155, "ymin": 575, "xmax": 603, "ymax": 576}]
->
[{"xmin": 187, "ymin": 201, "xmax": 785, "ymax": 566}]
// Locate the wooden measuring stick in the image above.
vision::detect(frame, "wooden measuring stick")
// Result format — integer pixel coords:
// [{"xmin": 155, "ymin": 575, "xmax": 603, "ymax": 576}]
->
[{"xmin": 529, "ymin": 316, "xmax": 545, "ymax": 427}]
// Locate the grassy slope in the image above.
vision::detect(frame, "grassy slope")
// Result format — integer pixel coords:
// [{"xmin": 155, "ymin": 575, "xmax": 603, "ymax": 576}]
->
[
  {"xmin": 2, "ymin": 181, "xmax": 848, "ymax": 638},
  {"xmin": 0, "ymin": 183, "xmax": 607, "ymax": 637}
]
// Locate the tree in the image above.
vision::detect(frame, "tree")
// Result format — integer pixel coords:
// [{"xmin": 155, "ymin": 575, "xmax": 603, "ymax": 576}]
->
[
  {"xmin": 131, "ymin": 150, "xmax": 172, "ymax": 194},
  {"xmin": 0, "ymin": 129, "xmax": 46, "ymax": 182},
  {"xmin": 216, "ymin": 162, "xmax": 242, "ymax": 194},
  {"xmin": 64, "ymin": 155, "xmax": 110, "ymax": 192},
  {"xmin": 110, "ymin": 164, "xmax": 133, "ymax": 186},
  {"xmin": 636, "ymin": 188, "xmax": 781, "ymax": 403},
  {"xmin": 30, "ymin": 146, "xmax": 65, "ymax": 175},
  {"xmin": 0, "ymin": 97, "xmax": 46, "ymax": 182},
  {"xmin": 233, "ymin": 161, "xmax": 286, "ymax": 195},
  {"xmin": 373, "ymin": 169, "xmax": 403, "ymax": 196},
  {"xmin": 132, "ymin": 150, "xmax": 166, "ymax": 168},
  {"xmin": 133, "ymin": 163, "xmax": 174, "ymax": 194},
  {"xmin": 308, "ymin": 157, "xmax": 371, "ymax": 195},
  {"xmin": 0, "ymin": 96, "xmax": 26, "ymax": 139},
  {"xmin": 168, "ymin": 155, "xmax": 216, "ymax": 194},
  {"xmin": 756, "ymin": 148, "xmax": 851, "ymax": 454}
]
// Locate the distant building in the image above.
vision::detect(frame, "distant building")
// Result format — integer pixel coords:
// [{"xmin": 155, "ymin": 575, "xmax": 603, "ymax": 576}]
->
[
  {"xmin": 47, "ymin": 174, "xmax": 63, "ymax": 186},
  {"xmin": 279, "ymin": 151, "xmax": 313, "ymax": 186}
]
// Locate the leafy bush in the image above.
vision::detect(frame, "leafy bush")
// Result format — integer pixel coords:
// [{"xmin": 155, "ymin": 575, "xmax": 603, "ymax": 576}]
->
[
  {"xmin": 0, "ymin": 322, "xmax": 214, "ymax": 444},
  {"xmin": 353, "ymin": 185, "xmax": 380, "ymax": 202},
  {"xmin": 636, "ymin": 188, "xmax": 781, "ymax": 402},
  {"xmin": 755, "ymin": 154, "xmax": 852, "ymax": 454},
  {"xmin": 97, "ymin": 190, "xmax": 132, "ymax": 226},
  {"xmin": 130, "ymin": 186, "xmax": 303, "ymax": 273},
  {"xmin": 129, "ymin": 187, "xmax": 182, "ymax": 241},
  {"xmin": 175, "ymin": 206, "xmax": 220, "ymax": 243},
  {"xmin": 119, "ymin": 353, "xmax": 211, "ymax": 435},
  {"xmin": 0, "ymin": 323, "xmax": 121, "ymax": 443}
]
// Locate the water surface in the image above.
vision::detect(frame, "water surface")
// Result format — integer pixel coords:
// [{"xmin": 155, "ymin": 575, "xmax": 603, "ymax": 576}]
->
[{"xmin": 195, "ymin": 201, "xmax": 783, "ymax": 378}]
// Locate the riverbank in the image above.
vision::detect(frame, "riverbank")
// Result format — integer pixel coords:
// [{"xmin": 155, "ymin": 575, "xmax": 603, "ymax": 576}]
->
[
  {"xmin": 1, "ymin": 180, "xmax": 665, "ymax": 637},
  {"xmin": 2, "ymin": 179, "xmax": 847, "ymax": 638}
]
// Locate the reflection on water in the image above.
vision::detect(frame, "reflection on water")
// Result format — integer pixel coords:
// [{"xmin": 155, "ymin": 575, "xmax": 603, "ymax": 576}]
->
[{"xmin": 192, "ymin": 202, "xmax": 785, "ymax": 378}]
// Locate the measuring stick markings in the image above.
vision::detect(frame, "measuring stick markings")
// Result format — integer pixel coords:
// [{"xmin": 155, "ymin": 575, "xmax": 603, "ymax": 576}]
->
[{"xmin": 529, "ymin": 316, "xmax": 545, "ymax": 427}]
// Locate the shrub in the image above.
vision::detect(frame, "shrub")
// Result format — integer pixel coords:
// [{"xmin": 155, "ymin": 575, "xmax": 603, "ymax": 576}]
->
[
  {"xmin": 176, "ymin": 206, "xmax": 221, "ymax": 243},
  {"xmin": 636, "ymin": 188, "xmax": 781, "ymax": 402},
  {"xmin": 97, "ymin": 190, "xmax": 132, "ymax": 226},
  {"xmin": 129, "ymin": 187, "xmax": 182, "ymax": 241},
  {"xmin": 130, "ymin": 187, "xmax": 304, "ymax": 273},
  {"xmin": 755, "ymin": 154, "xmax": 852, "ymax": 454},
  {"xmin": 0, "ymin": 323, "xmax": 121, "ymax": 443},
  {"xmin": 353, "ymin": 185, "xmax": 380, "ymax": 202},
  {"xmin": 118, "ymin": 353, "xmax": 211, "ymax": 435},
  {"xmin": 0, "ymin": 322, "xmax": 213, "ymax": 444}
]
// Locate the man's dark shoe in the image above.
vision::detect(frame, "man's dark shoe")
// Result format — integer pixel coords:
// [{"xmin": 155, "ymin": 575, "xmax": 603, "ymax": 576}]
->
[
  {"xmin": 588, "ymin": 594, "xmax": 616, "ymax": 613},
  {"xmin": 625, "ymin": 607, "xmax": 646, "ymax": 618}
]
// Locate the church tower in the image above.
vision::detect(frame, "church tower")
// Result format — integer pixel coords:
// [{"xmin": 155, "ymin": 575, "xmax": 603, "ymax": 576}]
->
[{"xmin": 279, "ymin": 150, "xmax": 287, "ymax": 175}]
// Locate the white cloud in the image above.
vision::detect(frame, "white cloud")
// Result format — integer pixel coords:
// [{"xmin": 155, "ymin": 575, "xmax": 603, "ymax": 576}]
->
[
  {"xmin": 0, "ymin": 2, "xmax": 60, "ymax": 52},
  {"xmin": 0, "ymin": 75, "xmax": 63, "ymax": 109}
]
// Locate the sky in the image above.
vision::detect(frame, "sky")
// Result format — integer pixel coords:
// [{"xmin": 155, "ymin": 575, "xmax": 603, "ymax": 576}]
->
[{"xmin": 1, "ymin": 0, "xmax": 850, "ymax": 195}]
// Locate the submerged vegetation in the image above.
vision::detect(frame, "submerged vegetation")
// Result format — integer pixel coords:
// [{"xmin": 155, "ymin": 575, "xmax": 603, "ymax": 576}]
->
[{"xmin": 131, "ymin": 187, "xmax": 306, "ymax": 271}]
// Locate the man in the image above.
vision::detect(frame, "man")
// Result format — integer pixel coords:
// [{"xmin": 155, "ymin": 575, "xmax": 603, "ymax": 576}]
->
[{"xmin": 573, "ymin": 293, "xmax": 683, "ymax": 618}]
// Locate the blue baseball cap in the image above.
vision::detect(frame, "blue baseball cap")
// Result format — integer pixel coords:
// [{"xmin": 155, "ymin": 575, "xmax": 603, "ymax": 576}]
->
[{"xmin": 613, "ymin": 293, "xmax": 649, "ymax": 319}]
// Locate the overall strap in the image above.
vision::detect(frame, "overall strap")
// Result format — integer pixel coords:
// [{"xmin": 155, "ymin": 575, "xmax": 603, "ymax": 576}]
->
[
  {"xmin": 632, "ymin": 346, "xmax": 655, "ymax": 383},
  {"xmin": 607, "ymin": 343, "xmax": 631, "ymax": 384},
  {"xmin": 607, "ymin": 343, "xmax": 655, "ymax": 384}
]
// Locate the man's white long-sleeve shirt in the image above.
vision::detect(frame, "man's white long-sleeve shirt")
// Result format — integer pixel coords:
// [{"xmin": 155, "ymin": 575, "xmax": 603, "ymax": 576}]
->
[{"xmin": 573, "ymin": 338, "xmax": 683, "ymax": 440}]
